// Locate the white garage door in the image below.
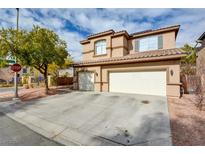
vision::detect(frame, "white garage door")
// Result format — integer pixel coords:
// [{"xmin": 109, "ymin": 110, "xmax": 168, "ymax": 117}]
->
[
  {"xmin": 78, "ymin": 72, "xmax": 94, "ymax": 91},
  {"xmin": 109, "ymin": 71, "xmax": 166, "ymax": 96}
]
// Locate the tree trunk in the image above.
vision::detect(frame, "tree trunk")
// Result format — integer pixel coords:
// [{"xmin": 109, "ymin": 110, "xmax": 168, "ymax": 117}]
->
[{"xmin": 44, "ymin": 65, "xmax": 49, "ymax": 94}]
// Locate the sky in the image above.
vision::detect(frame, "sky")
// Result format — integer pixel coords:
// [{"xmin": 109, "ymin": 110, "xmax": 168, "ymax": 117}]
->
[{"xmin": 0, "ymin": 8, "xmax": 205, "ymax": 61}]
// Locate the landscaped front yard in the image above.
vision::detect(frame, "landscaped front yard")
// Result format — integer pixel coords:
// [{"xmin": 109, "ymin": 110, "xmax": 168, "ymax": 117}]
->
[{"xmin": 168, "ymin": 95, "xmax": 205, "ymax": 145}]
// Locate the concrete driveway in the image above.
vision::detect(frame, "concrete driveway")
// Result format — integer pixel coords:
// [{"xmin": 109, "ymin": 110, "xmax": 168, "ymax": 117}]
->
[{"xmin": 0, "ymin": 91, "xmax": 172, "ymax": 146}]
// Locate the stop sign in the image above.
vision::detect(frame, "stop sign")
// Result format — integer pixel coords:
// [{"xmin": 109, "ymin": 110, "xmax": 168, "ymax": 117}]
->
[{"xmin": 11, "ymin": 63, "xmax": 22, "ymax": 72}]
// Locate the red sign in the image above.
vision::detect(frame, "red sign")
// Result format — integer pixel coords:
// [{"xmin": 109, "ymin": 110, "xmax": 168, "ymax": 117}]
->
[{"xmin": 11, "ymin": 63, "xmax": 21, "ymax": 72}]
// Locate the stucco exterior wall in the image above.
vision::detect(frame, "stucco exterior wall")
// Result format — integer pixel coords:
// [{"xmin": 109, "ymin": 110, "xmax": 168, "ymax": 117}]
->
[
  {"xmin": 197, "ymin": 47, "xmax": 205, "ymax": 75},
  {"xmin": 197, "ymin": 46, "xmax": 205, "ymax": 91},
  {"xmin": 82, "ymin": 31, "xmax": 176, "ymax": 61},
  {"xmin": 162, "ymin": 31, "xmax": 176, "ymax": 49},
  {"xmin": 74, "ymin": 60, "xmax": 181, "ymax": 97}
]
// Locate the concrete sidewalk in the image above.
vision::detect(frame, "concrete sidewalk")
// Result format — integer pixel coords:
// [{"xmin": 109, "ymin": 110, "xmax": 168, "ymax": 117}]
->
[{"xmin": 0, "ymin": 92, "xmax": 172, "ymax": 146}]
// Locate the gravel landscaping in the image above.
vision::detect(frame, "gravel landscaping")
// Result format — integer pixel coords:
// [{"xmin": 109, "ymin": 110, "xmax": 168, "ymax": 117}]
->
[{"xmin": 168, "ymin": 95, "xmax": 205, "ymax": 145}]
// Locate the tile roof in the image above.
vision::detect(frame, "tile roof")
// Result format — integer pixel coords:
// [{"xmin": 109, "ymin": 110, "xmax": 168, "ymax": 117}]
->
[
  {"xmin": 130, "ymin": 25, "xmax": 180, "ymax": 37},
  {"xmin": 73, "ymin": 48, "xmax": 186, "ymax": 66},
  {"xmin": 198, "ymin": 32, "xmax": 205, "ymax": 40},
  {"xmin": 129, "ymin": 30, "xmax": 152, "ymax": 36},
  {"xmin": 80, "ymin": 25, "xmax": 180, "ymax": 44},
  {"xmin": 87, "ymin": 29, "xmax": 114, "ymax": 39}
]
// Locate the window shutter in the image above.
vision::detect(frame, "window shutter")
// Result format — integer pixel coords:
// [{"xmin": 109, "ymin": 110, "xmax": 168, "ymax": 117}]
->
[
  {"xmin": 135, "ymin": 39, "xmax": 140, "ymax": 52},
  {"xmin": 158, "ymin": 35, "xmax": 163, "ymax": 49}
]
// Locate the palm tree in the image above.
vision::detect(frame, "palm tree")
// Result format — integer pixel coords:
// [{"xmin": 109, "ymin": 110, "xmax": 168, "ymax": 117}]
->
[{"xmin": 181, "ymin": 44, "xmax": 197, "ymax": 75}]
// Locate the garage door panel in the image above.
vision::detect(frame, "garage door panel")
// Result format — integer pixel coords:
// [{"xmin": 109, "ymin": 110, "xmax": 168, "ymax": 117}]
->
[
  {"xmin": 78, "ymin": 72, "xmax": 94, "ymax": 91},
  {"xmin": 109, "ymin": 71, "xmax": 166, "ymax": 96}
]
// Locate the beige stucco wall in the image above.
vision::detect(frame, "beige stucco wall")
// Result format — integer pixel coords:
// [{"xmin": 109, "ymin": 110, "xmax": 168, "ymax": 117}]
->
[
  {"xmin": 163, "ymin": 31, "xmax": 176, "ymax": 49},
  {"xmin": 74, "ymin": 60, "xmax": 181, "ymax": 97},
  {"xmin": 112, "ymin": 36, "xmax": 124, "ymax": 48},
  {"xmin": 197, "ymin": 46, "xmax": 205, "ymax": 91},
  {"xmin": 82, "ymin": 31, "xmax": 176, "ymax": 61},
  {"xmin": 197, "ymin": 47, "xmax": 205, "ymax": 75},
  {"xmin": 111, "ymin": 36, "xmax": 128, "ymax": 57}
]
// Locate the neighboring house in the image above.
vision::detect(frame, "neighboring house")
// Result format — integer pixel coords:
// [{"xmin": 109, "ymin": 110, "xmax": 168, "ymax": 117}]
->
[
  {"xmin": 58, "ymin": 68, "xmax": 73, "ymax": 77},
  {"xmin": 0, "ymin": 64, "xmax": 31, "ymax": 84},
  {"xmin": 73, "ymin": 25, "xmax": 186, "ymax": 97},
  {"xmin": 0, "ymin": 67, "xmax": 14, "ymax": 84},
  {"xmin": 196, "ymin": 32, "xmax": 205, "ymax": 90}
]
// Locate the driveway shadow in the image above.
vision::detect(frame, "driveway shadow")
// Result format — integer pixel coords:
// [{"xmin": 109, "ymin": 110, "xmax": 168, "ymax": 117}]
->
[{"xmin": 90, "ymin": 112, "xmax": 171, "ymax": 146}]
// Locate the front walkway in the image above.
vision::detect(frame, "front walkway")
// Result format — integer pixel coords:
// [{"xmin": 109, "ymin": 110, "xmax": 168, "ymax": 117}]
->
[{"xmin": 0, "ymin": 91, "xmax": 172, "ymax": 146}]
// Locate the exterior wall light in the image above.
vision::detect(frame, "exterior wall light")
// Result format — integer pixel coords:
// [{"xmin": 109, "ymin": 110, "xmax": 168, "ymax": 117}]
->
[{"xmin": 170, "ymin": 69, "xmax": 174, "ymax": 76}]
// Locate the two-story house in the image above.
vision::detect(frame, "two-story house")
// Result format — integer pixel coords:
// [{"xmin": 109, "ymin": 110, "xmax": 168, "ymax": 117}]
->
[{"xmin": 73, "ymin": 25, "xmax": 186, "ymax": 97}]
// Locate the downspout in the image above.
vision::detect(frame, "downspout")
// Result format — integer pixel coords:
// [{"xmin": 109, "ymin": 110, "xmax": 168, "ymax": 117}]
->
[{"xmin": 100, "ymin": 65, "xmax": 102, "ymax": 92}]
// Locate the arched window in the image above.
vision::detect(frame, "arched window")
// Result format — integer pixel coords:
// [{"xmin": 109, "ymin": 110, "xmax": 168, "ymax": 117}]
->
[{"xmin": 95, "ymin": 40, "xmax": 106, "ymax": 55}]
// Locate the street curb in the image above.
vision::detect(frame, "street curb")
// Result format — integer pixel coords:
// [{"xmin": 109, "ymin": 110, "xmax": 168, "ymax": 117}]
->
[
  {"xmin": 4, "ymin": 111, "xmax": 172, "ymax": 146},
  {"xmin": 4, "ymin": 111, "xmax": 121, "ymax": 146}
]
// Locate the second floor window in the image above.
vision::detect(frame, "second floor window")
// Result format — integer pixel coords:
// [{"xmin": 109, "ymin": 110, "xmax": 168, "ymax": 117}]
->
[
  {"xmin": 95, "ymin": 40, "xmax": 106, "ymax": 55},
  {"xmin": 136, "ymin": 35, "xmax": 163, "ymax": 52}
]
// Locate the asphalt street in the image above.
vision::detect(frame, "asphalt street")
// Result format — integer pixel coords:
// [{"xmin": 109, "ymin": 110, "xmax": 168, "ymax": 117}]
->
[{"xmin": 0, "ymin": 112, "xmax": 61, "ymax": 146}]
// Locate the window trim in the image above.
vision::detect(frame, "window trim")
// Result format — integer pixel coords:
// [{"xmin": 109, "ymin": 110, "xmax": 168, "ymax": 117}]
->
[
  {"xmin": 135, "ymin": 35, "xmax": 163, "ymax": 52},
  {"xmin": 94, "ymin": 39, "xmax": 107, "ymax": 55}
]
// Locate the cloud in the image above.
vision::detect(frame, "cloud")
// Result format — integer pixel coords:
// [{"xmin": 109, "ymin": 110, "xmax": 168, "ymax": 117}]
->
[
  {"xmin": 0, "ymin": 8, "xmax": 205, "ymax": 61},
  {"xmin": 56, "ymin": 29, "xmax": 83, "ymax": 60}
]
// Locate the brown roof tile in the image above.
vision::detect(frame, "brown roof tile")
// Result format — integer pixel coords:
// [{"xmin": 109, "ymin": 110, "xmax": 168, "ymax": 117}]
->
[
  {"xmin": 73, "ymin": 48, "xmax": 186, "ymax": 66},
  {"xmin": 198, "ymin": 32, "xmax": 205, "ymax": 40},
  {"xmin": 130, "ymin": 30, "xmax": 152, "ymax": 36},
  {"xmin": 130, "ymin": 25, "xmax": 180, "ymax": 37},
  {"xmin": 87, "ymin": 29, "xmax": 114, "ymax": 39},
  {"xmin": 80, "ymin": 25, "xmax": 180, "ymax": 44}
]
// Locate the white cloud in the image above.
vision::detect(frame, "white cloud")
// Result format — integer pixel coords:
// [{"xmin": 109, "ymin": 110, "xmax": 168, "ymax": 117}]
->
[
  {"xmin": 56, "ymin": 30, "xmax": 83, "ymax": 61},
  {"xmin": 0, "ymin": 8, "xmax": 205, "ymax": 61}
]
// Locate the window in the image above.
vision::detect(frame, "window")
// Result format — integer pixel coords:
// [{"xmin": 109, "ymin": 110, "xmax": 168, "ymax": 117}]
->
[
  {"xmin": 95, "ymin": 40, "xmax": 106, "ymax": 55},
  {"xmin": 136, "ymin": 35, "xmax": 163, "ymax": 52},
  {"xmin": 22, "ymin": 68, "xmax": 27, "ymax": 74}
]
